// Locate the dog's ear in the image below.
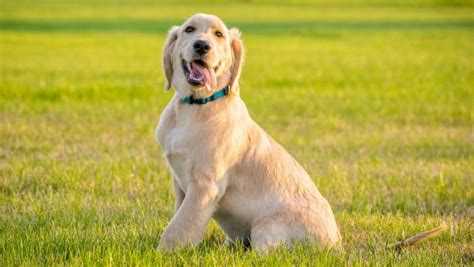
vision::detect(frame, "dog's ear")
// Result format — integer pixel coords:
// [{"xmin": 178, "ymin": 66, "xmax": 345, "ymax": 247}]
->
[
  {"xmin": 229, "ymin": 28, "xmax": 245, "ymax": 94},
  {"xmin": 163, "ymin": 26, "xmax": 179, "ymax": 91}
]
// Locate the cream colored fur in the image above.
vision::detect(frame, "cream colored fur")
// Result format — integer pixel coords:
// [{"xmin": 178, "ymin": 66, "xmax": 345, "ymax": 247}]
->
[{"xmin": 156, "ymin": 13, "xmax": 341, "ymax": 252}]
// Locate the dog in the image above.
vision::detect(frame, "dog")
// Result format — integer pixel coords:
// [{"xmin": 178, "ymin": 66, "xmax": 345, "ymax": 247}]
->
[{"xmin": 155, "ymin": 13, "xmax": 341, "ymax": 252}]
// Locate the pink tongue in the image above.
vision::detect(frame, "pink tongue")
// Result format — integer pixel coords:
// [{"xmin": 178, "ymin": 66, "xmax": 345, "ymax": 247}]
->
[{"xmin": 190, "ymin": 63, "xmax": 213, "ymax": 91}]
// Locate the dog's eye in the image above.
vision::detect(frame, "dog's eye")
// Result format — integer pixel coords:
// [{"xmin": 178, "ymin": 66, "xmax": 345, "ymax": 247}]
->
[
  {"xmin": 215, "ymin": 31, "xmax": 223, "ymax": 38},
  {"xmin": 185, "ymin": 26, "xmax": 195, "ymax": 33}
]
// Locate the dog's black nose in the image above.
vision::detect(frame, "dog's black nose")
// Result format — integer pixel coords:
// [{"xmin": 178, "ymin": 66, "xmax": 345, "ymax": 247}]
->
[{"xmin": 193, "ymin": 40, "xmax": 210, "ymax": 55}]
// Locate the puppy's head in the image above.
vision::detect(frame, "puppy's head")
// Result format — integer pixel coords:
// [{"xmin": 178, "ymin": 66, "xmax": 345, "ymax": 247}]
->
[{"xmin": 163, "ymin": 13, "xmax": 244, "ymax": 96}]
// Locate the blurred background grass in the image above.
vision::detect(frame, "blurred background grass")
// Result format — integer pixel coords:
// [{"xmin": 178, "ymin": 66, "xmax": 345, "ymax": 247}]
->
[{"xmin": 1, "ymin": 0, "xmax": 473, "ymax": 265}]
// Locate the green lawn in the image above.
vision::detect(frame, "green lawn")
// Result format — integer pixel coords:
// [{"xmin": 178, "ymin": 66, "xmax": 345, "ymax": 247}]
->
[{"xmin": 1, "ymin": 1, "xmax": 473, "ymax": 265}]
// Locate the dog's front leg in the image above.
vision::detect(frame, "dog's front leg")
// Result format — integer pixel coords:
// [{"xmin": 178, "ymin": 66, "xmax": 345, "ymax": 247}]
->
[
  {"xmin": 158, "ymin": 181, "xmax": 218, "ymax": 251},
  {"xmin": 172, "ymin": 177, "xmax": 184, "ymax": 212}
]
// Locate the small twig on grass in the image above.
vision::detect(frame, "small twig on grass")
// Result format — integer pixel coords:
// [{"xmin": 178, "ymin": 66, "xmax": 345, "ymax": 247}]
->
[{"xmin": 390, "ymin": 223, "xmax": 449, "ymax": 252}]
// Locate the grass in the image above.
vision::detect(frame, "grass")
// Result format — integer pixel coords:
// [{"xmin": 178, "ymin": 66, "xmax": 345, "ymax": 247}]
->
[{"xmin": 1, "ymin": 0, "xmax": 473, "ymax": 265}]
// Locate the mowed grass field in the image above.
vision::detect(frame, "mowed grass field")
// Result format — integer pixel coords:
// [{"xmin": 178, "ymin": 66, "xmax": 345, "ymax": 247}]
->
[{"xmin": 1, "ymin": 1, "xmax": 473, "ymax": 265}]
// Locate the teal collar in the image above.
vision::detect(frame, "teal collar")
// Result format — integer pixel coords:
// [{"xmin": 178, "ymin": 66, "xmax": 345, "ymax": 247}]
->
[{"xmin": 182, "ymin": 85, "xmax": 230, "ymax": 105}]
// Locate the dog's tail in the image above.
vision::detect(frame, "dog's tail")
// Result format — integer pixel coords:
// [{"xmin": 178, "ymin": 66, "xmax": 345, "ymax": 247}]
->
[{"xmin": 389, "ymin": 223, "xmax": 449, "ymax": 251}]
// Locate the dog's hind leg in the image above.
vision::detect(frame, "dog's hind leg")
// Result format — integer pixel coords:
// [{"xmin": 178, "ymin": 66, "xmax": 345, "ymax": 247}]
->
[{"xmin": 250, "ymin": 215, "xmax": 296, "ymax": 252}]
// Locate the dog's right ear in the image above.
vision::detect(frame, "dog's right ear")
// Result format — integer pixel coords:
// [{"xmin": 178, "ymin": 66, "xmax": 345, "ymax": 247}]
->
[{"xmin": 163, "ymin": 26, "xmax": 179, "ymax": 91}]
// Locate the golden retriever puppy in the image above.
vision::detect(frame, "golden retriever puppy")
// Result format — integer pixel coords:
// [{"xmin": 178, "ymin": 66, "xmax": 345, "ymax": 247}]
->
[{"xmin": 156, "ymin": 13, "xmax": 341, "ymax": 252}]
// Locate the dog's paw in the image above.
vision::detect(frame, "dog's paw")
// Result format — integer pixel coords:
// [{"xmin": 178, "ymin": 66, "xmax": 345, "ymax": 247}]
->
[
  {"xmin": 157, "ymin": 229, "xmax": 191, "ymax": 252},
  {"xmin": 157, "ymin": 233, "xmax": 176, "ymax": 252}
]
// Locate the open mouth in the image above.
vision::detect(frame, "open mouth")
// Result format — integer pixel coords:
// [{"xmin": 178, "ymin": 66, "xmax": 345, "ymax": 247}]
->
[{"xmin": 181, "ymin": 58, "xmax": 218, "ymax": 91}]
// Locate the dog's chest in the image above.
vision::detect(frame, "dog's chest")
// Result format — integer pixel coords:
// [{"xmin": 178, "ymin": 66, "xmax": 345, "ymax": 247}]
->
[{"xmin": 162, "ymin": 125, "xmax": 196, "ymax": 193}]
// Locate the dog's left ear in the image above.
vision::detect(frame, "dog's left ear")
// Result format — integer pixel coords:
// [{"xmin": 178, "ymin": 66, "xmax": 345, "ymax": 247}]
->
[
  {"xmin": 163, "ymin": 26, "xmax": 179, "ymax": 91},
  {"xmin": 229, "ymin": 28, "xmax": 245, "ymax": 94}
]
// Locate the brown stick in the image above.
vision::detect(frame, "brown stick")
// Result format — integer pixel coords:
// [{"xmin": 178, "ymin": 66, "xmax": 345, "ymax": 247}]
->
[{"xmin": 390, "ymin": 223, "xmax": 449, "ymax": 251}]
